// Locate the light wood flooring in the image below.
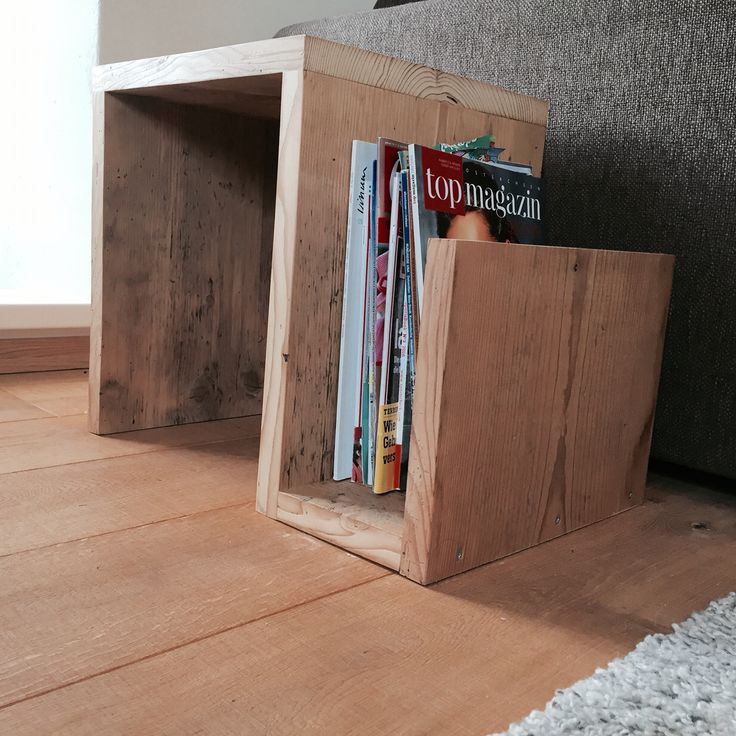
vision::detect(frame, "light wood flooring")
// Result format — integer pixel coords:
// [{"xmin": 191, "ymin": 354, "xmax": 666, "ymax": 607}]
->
[{"xmin": 1, "ymin": 369, "xmax": 735, "ymax": 735}]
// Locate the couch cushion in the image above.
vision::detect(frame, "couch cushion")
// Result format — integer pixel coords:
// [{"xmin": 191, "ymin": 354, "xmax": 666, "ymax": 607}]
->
[{"xmin": 279, "ymin": 0, "xmax": 736, "ymax": 479}]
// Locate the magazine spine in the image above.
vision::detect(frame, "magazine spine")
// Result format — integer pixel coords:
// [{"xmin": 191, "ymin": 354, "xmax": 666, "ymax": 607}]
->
[
  {"xmin": 366, "ymin": 161, "xmax": 378, "ymax": 484},
  {"xmin": 335, "ymin": 141, "xmax": 373, "ymax": 481},
  {"xmin": 359, "ymin": 185, "xmax": 373, "ymax": 484},
  {"xmin": 379, "ymin": 172, "xmax": 401, "ymax": 408},
  {"xmin": 407, "ymin": 144, "xmax": 425, "ymax": 321},
  {"xmin": 373, "ymin": 172, "xmax": 404, "ymax": 494}
]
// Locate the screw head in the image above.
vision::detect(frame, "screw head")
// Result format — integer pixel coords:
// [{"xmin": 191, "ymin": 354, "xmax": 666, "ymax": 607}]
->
[
  {"xmin": 554, "ymin": 515, "xmax": 561, "ymax": 525},
  {"xmin": 628, "ymin": 490, "xmax": 633, "ymax": 499},
  {"xmin": 455, "ymin": 547, "xmax": 464, "ymax": 561}
]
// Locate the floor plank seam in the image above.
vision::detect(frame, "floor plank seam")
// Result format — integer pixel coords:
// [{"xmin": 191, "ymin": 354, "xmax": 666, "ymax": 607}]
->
[
  {"xmin": 25, "ymin": 403, "xmax": 79, "ymax": 418},
  {"xmin": 0, "ymin": 428, "xmax": 262, "ymax": 478},
  {"xmin": 0, "ymin": 499, "xmax": 258, "ymax": 560},
  {"xmin": 0, "ymin": 369, "xmax": 89, "ymax": 379},
  {"xmin": 0, "ymin": 412, "xmax": 81, "ymax": 426},
  {"xmin": 0, "ymin": 572, "xmax": 393, "ymax": 712},
  {"xmin": 0, "ymin": 383, "xmax": 88, "ymax": 405},
  {"xmin": 2, "ymin": 388, "xmax": 84, "ymax": 405}
]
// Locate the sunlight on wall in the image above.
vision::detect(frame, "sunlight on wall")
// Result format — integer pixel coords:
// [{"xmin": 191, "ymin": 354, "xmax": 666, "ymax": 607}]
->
[{"xmin": 0, "ymin": 1, "xmax": 98, "ymax": 305}]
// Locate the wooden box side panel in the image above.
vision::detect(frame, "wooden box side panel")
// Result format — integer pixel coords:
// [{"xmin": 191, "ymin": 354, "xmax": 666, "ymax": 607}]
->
[
  {"xmin": 88, "ymin": 91, "xmax": 106, "ymax": 430},
  {"xmin": 90, "ymin": 93, "xmax": 277, "ymax": 434},
  {"xmin": 402, "ymin": 242, "xmax": 674, "ymax": 584},
  {"xmin": 257, "ymin": 70, "xmax": 547, "ymax": 513}
]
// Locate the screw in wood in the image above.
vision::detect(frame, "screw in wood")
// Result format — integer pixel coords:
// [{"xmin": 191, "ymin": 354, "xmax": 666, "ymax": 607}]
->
[
  {"xmin": 628, "ymin": 491, "xmax": 633, "ymax": 499},
  {"xmin": 455, "ymin": 547, "xmax": 464, "ymax": 560},
  {"xmin": 554, "ymin": 515, "xmax": 561, "ymax": 525}
]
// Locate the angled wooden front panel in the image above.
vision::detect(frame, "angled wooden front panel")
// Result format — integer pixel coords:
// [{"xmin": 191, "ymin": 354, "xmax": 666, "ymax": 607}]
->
[
  {"xmin": 402, "ymin": 242, "xmax": 674, "ymax": 584},
  {"xmin": 257, "ymin": 71, "xmax": 547, "ymax": 511},
  {"xmin": 90, "ymin": 93, "xmax": 277, "ymax": 434}
]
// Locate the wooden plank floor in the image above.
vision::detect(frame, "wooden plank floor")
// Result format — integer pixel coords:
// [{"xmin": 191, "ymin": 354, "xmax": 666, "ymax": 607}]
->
[{"xmin": 0, "ymin": 371, "xmax": 735, "ymax": 735}]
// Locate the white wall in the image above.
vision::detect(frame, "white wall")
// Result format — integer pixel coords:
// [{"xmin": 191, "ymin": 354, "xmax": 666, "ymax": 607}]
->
[
  {"xmin": 0, "ymin": 1, "xmax": 99, "ymax": 311},
  {"xmin": 99, "ymin": 0, "xmax": 373, "ymax": 63}
]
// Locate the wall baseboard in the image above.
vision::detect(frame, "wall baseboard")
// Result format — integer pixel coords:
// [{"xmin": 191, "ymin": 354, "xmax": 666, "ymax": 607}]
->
[
  {"xmin": 0, "ymin": 335, "xmax": 90, "ymax": 374},
  {"xmin": 0, "ymin": 304, "xmax": 91, "ymax": 335}
]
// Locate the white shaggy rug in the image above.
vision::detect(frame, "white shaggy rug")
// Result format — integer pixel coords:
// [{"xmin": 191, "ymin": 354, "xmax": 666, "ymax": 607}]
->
[{"xmin": 491, "ymin": 593, "xmax": 736, "ymax": 736}]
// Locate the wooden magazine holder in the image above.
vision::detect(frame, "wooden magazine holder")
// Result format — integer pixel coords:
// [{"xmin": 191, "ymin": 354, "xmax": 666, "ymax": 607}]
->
[{"xmin": 89, "ymin": 36, "xmax": 673, "ymax": 584}]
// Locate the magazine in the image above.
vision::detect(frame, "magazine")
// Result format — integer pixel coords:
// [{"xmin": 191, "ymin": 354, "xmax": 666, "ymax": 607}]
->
[
  {"xmin": 374, "ymin": 172, "xmax": 405, "ymax": 494},
  {"xmin": 359, "ymin": 160, "xmax": 378, "ymax": 485},
  {"xmin": 408, "ymin": 143, "xmax": 544, "ymax": 316},
  {"xmin": 338, "ymin": 135, "xmax": 545, "ymax": 494},
  {"xmin": 393, "ymin": 167, "xmax": 415, "ymax": 492},
  {"xmin": 334, "ymin": 141, "xmax": 377, "ymax": 481},
  {"xmin": 376, "ymin": 139, "xmax": 406, "ymax": 248}
]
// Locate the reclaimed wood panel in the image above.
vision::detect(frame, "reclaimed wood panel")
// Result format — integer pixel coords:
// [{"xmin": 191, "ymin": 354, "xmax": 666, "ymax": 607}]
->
[
  {"xmin": 402, "ymin": 242, "xmax": 674, "ymax": 583},
  {"xmin": 256, "ymin": 69, "xmax": 304, "ymax": 517},
  {"xmin": 0, "ymin": 336, "xmax": 89, "ymax": 374},
  {"xmin": 257, "ymin": 71, "xmax": 547, "ymax": 510},
  {"xmin": 2, "ymin": 480, "xmax": 734, "ymax": 735},
  {"xmin": 90, "ymin": 94, "xmax": 277, "ymax": 434},
  {"xmin": 88, "ymin": 90, "xmax": 105, "ymax": 432},
  {"xmin": 110, "ymin": 74, "xmax": 284, "ymax": 119},
  {"xmin": 304, "ymin": 36, "xmax": 549, "ymax": 126}
]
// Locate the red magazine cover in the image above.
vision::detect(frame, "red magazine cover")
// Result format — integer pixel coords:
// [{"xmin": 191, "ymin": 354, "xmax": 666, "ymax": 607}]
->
[{"xmin": 408, "ymin": 144, "xmax": 544, "ymax": 315}]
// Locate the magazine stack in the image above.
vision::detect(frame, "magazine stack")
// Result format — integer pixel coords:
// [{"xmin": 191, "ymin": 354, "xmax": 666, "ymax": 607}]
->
[{"xmin": 334, "ymin": 135, "xmax": 545, "ymax": 493}]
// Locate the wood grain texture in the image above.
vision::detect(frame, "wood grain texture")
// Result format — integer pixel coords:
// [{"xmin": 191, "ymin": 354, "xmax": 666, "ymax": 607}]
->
[
  {"xmin": 304, "ymin": 36, "xmax": 549, "ymax": 126},
  {"xmin": 112, "ymin": 74, "xmax": 283, "ymax": 119},
  {"xmin": 93, "ymin": 35, "xmax": 548, "ymax": 127},
  {"xmin": 3, "ymin": 479, "xmax": 734, "ymax": 736},
  {"xmin": 402, "ymin": 242, "xmax": 674, "ymax": 584},
  {"xmin": 0, "ymin": 336, "xmax": 89, "ymax": 374},
  {"xmin": 0, "ymin": 413, "xmax": 260, "ymax": 476},
  {"xmin": 90, "ymin": 35, "xmax": 549, "ymax": 514},
  {"xmin": 276, "ymin": 480, "xmax": 405, "ymax": 569},
  {"xmin": 93, "ymin": 35, "xmax": 306, "ymax": 92},
  {"xmin": 90, "ymin": 94, "xmax": 276, "ymax": 434},
  {"xmin": 88, "ymin": 91, "xmax": 105, "ymax": 432},
  {"xmin": 0, "ymin": 437, "xmax": 259, "ymax": 556},
  {"xmin": 258, "ymin": 71, "xmax": 547, "ymax": 515},
  {"xmin": 0, "ymin": 504, "xmax": 387, "ymax": 707},
  {"xmin": 256, "ymin": 69, "xmax": 304, "ymax": 517}
]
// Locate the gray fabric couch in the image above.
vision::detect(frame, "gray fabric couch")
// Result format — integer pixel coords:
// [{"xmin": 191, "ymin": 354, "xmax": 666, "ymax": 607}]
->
[{"xmin": 279, "ymin": 0, "xmax": 736, "ymax": 480}]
